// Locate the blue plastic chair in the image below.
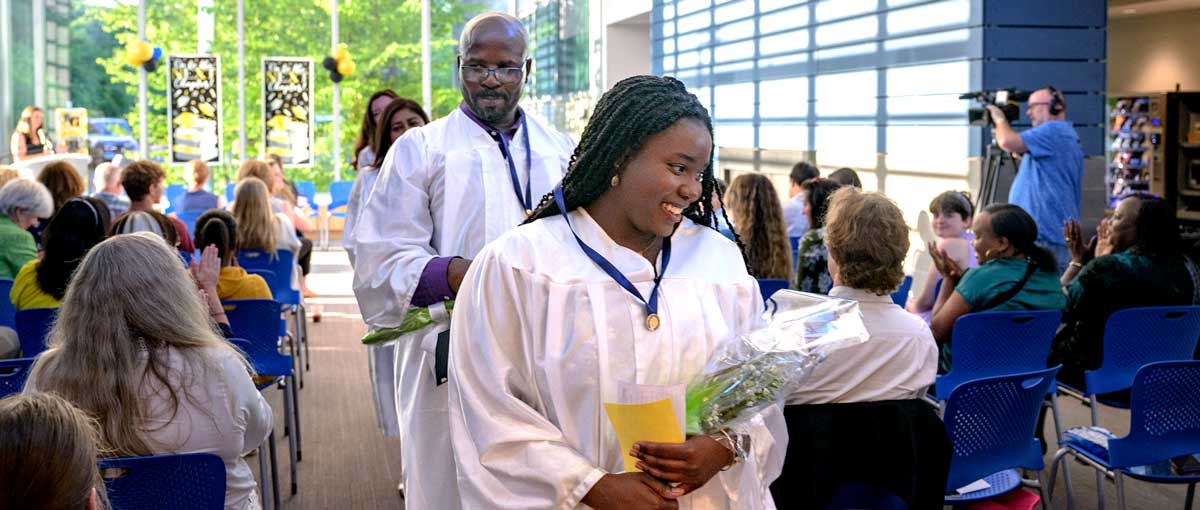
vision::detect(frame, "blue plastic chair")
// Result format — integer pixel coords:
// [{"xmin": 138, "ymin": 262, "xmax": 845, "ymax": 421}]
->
[
  {"xmin": 942, "ymin": 366, "xmax": 1059, "ymax": 508},
  {"xmin": 1059, "ymin": 306, "xmax": 1200, "ymax": 424},
  {"xmin": 935, "ymin": 309, "xmax": 1063, "ymax": 400},
  {"xmin": 177, "ymin": 209, "xmax": 205, "ymax": 238},
  {"xmin": 0, "ymin": 279, "xmax": 14, "ymax": 329},
  {"xmin": 789, "ymin": 236, "xmax": 800, "ymax": 269},
  {"xmin": 15, "ymin": 307, "xmax": 57, "ymax": 358},
  {"xmin": 294, "ymin": 181, "xmax": 316, "ymax": 209},
  {"xmin": 163, "ymin": 184, "xmax": 186, "ymax": 214},
  {"xmin": 1050, "ymin": 360, "xmax": 1200, "ymax": 510},
  {"xmin": 0, "ymin": 357, "xmax": 35, "ymax": 398},
  {"xmin": 758, "ymin": 278, "xmax": 788, "ymax": 303},
  {"xmin": 237, "ymin": 249, "xmax": 308, "ymax": 375},
  {"xmin": 225, "ymin": 184, "xmax": 236, "ymax": 203},
  {"xmin": 890, "ymin": 275, "xmax": 913, "ymax": 307},
  {"xmin": 224, "ymin": 300, "xmax": 300, "ymax": 496},
  {"xmin": 228, "ymin": 338, "xmax": 282, "ymax": 509},
  {"xmin": 99, "ymin": 452, "xmax": 225, "ymax": 510}
]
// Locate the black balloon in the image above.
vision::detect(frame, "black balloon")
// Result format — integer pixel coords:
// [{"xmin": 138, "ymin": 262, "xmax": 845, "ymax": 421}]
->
[
  {"xmin": 330, "ymin": 70, "xmax": 343, "ymax": 83},
  {"xmin": 143, "ymin": 59, "xmax": 159, "ymax": 72},
  {"xmin": 322, "ymin": 56, "xmax": 338, "ymax": 71}
]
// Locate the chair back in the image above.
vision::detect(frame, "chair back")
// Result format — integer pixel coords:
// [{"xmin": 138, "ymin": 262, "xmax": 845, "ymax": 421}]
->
[
  {"xmin": 942, "ymin": 366, "xmax": 1060, "ymax": 491},
  {"xmin": 328, "ymin": 180, "xmax": 354, "ymax": 215},
  {"xmin": 237, "ymin": 249, "xmax": 300, "ymax": 305},
  {"xmin": 0, "ymin": 357, "xmax": 36, "ymax": 398},
  {"xmin": 1106, "ymin": 360, "xmax": 1200, "ymax": 469},
  {"xmin": 225, "ymin": 184, "xmax": 235, "ymax": 203},
  {"xmin": 295, "ymin": 180, "xmax": 316, "ymax": 208},
  {"xmin": 935, "ymin": 309, "xmax": 1062, "ymax": 399},
  {"xmin": 99, "ymin": 453, "xmax": 226, "ymax": 510},
  {"xmin": 0, "ymin": 279, "xmax": 14, "ymax": 329},
  {"xmin": 163, "ymin": 184, "xmax": 186, "ymax": 214},
  {"xmin": 15, "ymin": 307, "xmax": 57, "ymax": 358},
  {"xmin": 758, "ymin": 278, "xmax": 788, "ymax": 303},
  {"xmin": 177, "ymin": 209, "xmax": 205, "ymax": 238},
  {"xmin": 222, "ymin": 299, "xmax": 292, "ymax": 377},
  {"xmin": 1084, "ymin": 306, "xmax": 1200, "ymax": 396},
  {"xmin": 890, "ymin": 275, "xmax": 913, "ymax": 307}
]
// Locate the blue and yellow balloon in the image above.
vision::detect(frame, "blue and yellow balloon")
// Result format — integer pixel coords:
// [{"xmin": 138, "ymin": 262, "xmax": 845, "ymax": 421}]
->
[{"xmin": 126, "ymin": 39, "xmax": 162, "ymax": 72}]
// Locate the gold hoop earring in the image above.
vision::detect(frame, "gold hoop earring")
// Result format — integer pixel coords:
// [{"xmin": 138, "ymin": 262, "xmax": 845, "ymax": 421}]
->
[{"xmin": 611, "ymin": 175, "xmax": 620, "ymax": 187}]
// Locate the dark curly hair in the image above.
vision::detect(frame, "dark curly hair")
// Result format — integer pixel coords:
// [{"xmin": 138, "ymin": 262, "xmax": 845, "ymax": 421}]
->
[
  {"xmin": 524, "ymin": 75, "xmax": 741, "ymax": 252},
  {"xmin": 802, "ymin": 178, "xmax": 842, "ymax": 230}
]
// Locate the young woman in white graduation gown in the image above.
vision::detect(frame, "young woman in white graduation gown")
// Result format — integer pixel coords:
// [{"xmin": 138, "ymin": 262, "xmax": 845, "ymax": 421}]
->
[{"xmin": 448, "ymin": 75, "xmax": 786, "ymax": 510}]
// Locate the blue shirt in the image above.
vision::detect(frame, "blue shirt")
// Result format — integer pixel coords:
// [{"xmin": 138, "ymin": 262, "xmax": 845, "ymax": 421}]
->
[
  {"xmin": 782, "ymin": 193, "xmax": 809, "ymax": 238},
  {"xmin": 176, "ymin": 189, "xmax": 220, "ymax": 212},
  {"xmin": 1008, "ymin": 120, "xmax": 1083, "ymax": 248}
]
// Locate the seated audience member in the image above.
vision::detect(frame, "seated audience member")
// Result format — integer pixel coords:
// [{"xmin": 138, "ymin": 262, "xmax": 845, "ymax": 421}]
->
[
  {"xmin": 193, "ymin": 209, "xmax": 272, "ymax": 301},
  {"xmin": 264, "ymin": 154, "xmax": 315, "ymax": 297},
  {"xmin": 929, "ymin": 203, "xmax": 1066, "ymax": 369},
  {"xmin": 783, "ymin": 161, "xmax": 820, "ymax": 238},
  {"xmin": 0, "ymin": 179, "xmax": 52, "ymax": 279},
  {"xmin": 25, "ymin": 233, "xmax": 273, "ymax": 510},
  {"xmin": 775, "ymin": 188, "xmax": 945, "ymax": 509},
  {"xmin": 795, "ymin": 178, "xmax": 842, "ymax": 293},
  {"xmin": 11, "ymin": 197, "xmax": 111, "ymax": 310},
  {"xmin": 91, "ymin": 162, "xmax": 129, "ymax": 218},
  {"xmin": 111, "ymin": 210, "xmax": 181, "ymax": 247},
  {"xmin": 234, "ymin": 177, "xmax": 301, "ymax": 255},
  {"xmin": 907, "ymin": 191, "xmax": 978, "ymax": 321},
  {"xmin": 0, "ymin": 166, "xmax": 19, "ymax": 189},
  {"xmin": 37, "ymin": 161, "xmax": 85, "ymax": 213},
  {"xmin": 178, "ymin": 160, "xmax": 220, "ymax": 212},
  {"xmin": 828, "ymin": 167, "xmax": 862, "ymax": 189},
  {"xmin": 0, "ymin": 393, "xmax": 108, "ymax": 510},
  {"xmin": 121, "ymin": 160, "xmax": 195, "ymax": 253},
  {"xmin": 1054, "ymin": 193, "xmax": 1196, "ymax": 390},
  {"xmin": 724, "ymin": 173, "xmax": 792, "ymax": 281}
]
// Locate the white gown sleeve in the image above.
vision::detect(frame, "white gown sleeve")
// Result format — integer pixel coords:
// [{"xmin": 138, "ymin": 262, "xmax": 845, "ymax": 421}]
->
[
  {"xmin": 351, "ymin": 133, "xmax": 439, "ymax": 328},
  {"xmin": 448, "ymin": 245, "xmax": 607, "ymax": 510}
]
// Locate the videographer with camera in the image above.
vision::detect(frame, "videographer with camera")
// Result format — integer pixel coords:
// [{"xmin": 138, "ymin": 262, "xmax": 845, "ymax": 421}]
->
[{"xmin": 987, "ymin": 87, "xmax": 1084, "ymax": 274}]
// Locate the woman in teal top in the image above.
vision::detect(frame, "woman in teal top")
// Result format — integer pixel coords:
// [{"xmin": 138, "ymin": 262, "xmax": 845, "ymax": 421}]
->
[
  {"xmin": 0, "ymin": 179, "xmax": 53, "ymax": 279},
  {"xmin": 928, "ymin": 203, "xmax": 1066, "ymax": 370},
  {"xmin": 1055, "ymin": 193, "xmax": 1196, "ymax": 392}
]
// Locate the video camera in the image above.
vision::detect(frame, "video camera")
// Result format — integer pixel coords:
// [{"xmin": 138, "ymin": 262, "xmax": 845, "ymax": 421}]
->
[{"xmin": 961, "ymin": 88, "xmax": 1030, "ymax": 126}]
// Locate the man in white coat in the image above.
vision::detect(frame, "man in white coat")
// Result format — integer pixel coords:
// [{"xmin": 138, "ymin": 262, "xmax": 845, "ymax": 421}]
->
[{"xmin": 351, "ymin": 12, "xmax": 576, "ymax": 509}]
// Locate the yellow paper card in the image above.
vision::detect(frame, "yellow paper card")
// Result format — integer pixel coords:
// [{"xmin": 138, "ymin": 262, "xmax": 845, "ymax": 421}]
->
[{"xmin": 603, "ymin": 398, "xmax": 685, "ymax": 473}]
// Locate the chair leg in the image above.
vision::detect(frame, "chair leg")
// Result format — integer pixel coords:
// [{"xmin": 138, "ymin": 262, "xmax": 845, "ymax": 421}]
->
[
  {"xmin": 292, "ymin": 366, "xmax": 303, "ymax": 462},
  {"xmin": 1096, "ymin": 468, "xmax": 1106, "ymax": 510},
  {"xmin": 258, "ymin": 445, "xmax": 270, "ymax": 510},
  {"xmin": 1089, "ymin": 394, "xmax": 1101, "ymax": 427},
  {"xmin": 1036, "ymin": 470, "xmax": 1051, "ymax": 510},
  {"xmin": 1185, "ymin": 482, "xmax": 1195, "ymax": 510},
  {"xmin": 1050, "ymin": 394, "xmax": 1076, "ymax": 501},
  {"xmin": 1114, "ymin": 471, "xmax": 1125, "ymax": 510},
  {"xmin": 282, "ymin": 378, "xmax": 298, "ymax": 495},
  {"xmin": 300, "ymin": 304, "xmax": 310, "ymax": 372},
  {"xmin": 268, "ymin": 430, "xmax": 280, "ymax": 509}
]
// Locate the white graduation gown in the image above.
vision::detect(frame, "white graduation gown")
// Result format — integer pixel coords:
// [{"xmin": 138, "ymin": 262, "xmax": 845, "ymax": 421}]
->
[
  {"xmin": 448, "ymin": 210, "xmax": 787, "ymax": 510},
  {"xmin": 352, "ymin": 107, "xmax": 575, "ymax": 509}
]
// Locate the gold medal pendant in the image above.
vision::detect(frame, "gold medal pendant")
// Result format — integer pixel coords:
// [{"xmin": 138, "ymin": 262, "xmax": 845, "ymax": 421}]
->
[{"xmin": 645, "ymin": 313, "xmax": 660, "ymax": 331}]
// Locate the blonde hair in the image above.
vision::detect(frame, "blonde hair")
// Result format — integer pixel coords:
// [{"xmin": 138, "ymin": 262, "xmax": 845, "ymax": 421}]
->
[
  {"xmin": 185, "ymin": 160, "xmax": 210, "ymax": 187},
  {"xmin": 27, "ymin": 232, "xmax": 250, "ymax": 457},
  {"xmin": 236, "ymin": 160, "xmax": 272, "ymax": 187},
  {"xmin": 724, "ymin": 173, "xmax": 792, "ymax": 280},
  {"xmin": 824, "ymin": 187, "xmax": 909, "ymax": 295},
  {"xmin": 0, "ymin": 166, "xmax": 19, "ymax": 189},
  {"xmin": 16, "ymin": 106, "xmax": 42, "ymax": 134},
  {"xmin": 0, "ymin": 393, "xmax": 109, "ymax": 509},
  {"xmin": 233, "ymin": 177, "xmax": 276, "ymax": 251}
]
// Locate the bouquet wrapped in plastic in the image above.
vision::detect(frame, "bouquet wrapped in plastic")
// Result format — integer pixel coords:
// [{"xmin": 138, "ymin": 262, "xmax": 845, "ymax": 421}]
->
[
  {"xmin": 684, "ymin": 290, "xmax": 870, "ymax": 435},
  {"xmin": 360, "ymin": 301, "xmax": 454, "ymax": 345}
]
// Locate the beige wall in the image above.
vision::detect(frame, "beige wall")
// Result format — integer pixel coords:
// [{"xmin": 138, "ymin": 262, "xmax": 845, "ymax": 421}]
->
[{"xmin": 1109, "ymin": 10, "xmax": 1200, "ymax": 94}]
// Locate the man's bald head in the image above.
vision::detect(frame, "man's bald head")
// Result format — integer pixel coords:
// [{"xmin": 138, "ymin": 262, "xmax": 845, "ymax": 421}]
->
[{"xmin": 459, "ymin": 12, "xmax": 528, "ymax": 61}]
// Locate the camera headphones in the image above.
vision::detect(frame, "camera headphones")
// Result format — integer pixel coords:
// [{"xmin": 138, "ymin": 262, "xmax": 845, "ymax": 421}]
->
[{"xmin": 1045, "ymin": 85, "xmax": 1065, "ymax": 115}]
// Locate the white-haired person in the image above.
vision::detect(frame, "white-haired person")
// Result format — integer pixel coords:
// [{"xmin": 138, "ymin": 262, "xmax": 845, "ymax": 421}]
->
[
  {"xmin": 25, "ymin": 232, "xmax": 273, "ymax": 510},
  {"xmin": 91, "ymin": 162, "xmax": 129, "ymax": 218},
  {"xmin": 0, "ymin": 178, "xmax": 52, "ymax": 279}
]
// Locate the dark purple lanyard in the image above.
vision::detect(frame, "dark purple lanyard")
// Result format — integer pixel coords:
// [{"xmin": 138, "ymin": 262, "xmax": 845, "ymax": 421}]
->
[
  {"xmin": 553, "ymin": 185, "xmax": 671, "ymax": 331},
  {"xmin": 458, "ymin": 102, "xmax": 533, "ymax": 215}
]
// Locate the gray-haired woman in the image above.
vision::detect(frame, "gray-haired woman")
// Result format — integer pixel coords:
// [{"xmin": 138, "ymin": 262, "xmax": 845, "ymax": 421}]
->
[{"xmin": 0, "ymin": 178, "xmax": 52, "ymax": 279}]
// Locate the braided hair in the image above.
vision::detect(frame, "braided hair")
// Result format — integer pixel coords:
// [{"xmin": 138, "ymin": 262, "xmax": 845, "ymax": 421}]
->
[{"xmin": 523, "ymin": 75, "xmax": 744, "ymax": 251}]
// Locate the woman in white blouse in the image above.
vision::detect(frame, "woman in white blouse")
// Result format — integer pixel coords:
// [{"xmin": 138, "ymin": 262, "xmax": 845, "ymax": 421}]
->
[{"xmin": 26, "ymin": 232, "xmax": 273, "ymax": 510}]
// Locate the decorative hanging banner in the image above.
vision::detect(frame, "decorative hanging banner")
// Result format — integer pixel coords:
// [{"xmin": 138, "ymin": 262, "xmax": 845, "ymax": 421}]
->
[
  {"xmin": 167, "ymin": 54, "xmax": 222, "ymax": 164},
  {"xmin": 54, "ymin": 108, "xmax": 89, "ymax": 155},
  {"xmin": 262, "ymin": 57, "xmax": 314, "ymax": 166}
]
